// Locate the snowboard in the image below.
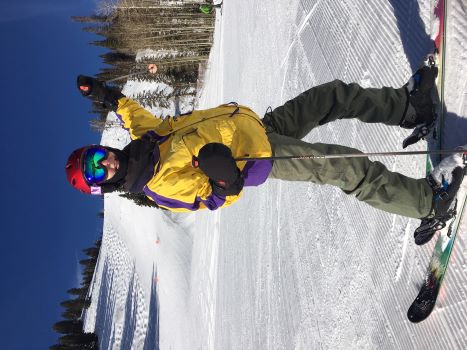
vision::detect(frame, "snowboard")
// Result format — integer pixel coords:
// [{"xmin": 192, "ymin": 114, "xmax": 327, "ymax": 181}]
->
[
  {"xmin": 407, "ymin": 169, "xmax": 467, "ymax": 323},
  {"xmin": 405, "ymin": 0, "xmax": 467, "ymax": 323}
]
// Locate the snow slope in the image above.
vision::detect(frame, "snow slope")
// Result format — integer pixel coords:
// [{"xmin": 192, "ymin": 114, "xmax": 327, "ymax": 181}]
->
[{"xmin": 84, "ymin": 0, "xmax": 467, "ymax": 349}]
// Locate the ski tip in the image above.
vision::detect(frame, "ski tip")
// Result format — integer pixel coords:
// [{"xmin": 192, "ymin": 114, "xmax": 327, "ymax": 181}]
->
[{"xmin": 407, "ymin": 300, "xmax": 435, "ymax": 323}]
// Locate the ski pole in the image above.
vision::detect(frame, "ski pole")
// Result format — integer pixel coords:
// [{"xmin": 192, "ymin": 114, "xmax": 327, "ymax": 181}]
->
[{"xmin": 235, "ymin": 149, "xmax": 467, "ymax": 162}]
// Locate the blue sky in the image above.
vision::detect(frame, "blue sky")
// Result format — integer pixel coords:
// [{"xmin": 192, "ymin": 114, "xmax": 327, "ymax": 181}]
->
[{"xmin": 0, "ymin": 1, "xmax": 107, "ymax": 348}]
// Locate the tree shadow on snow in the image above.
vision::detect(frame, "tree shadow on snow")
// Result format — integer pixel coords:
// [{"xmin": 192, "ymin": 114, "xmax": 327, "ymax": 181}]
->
[
  {"xmin": 94, "ymin": 259, "xmax": 117, "ymax": 350},
  {"xmin": 120, "ymin": 265, "xmax": 160, "ymax": 350},
  {"xmin": 95, "ymin": 261, "xmax": 160, "ymax": 350},
  {"xmin": 387, "ymin": 0, "xmax": 433, "ymax": 72},
  {"xmin": 143, "ymin": 266, "xmax": 160, "ymax": 350},
  {"xmin": 427, "ymin": 112, "xmax": 467, "ymax": 167},
  {"xmin": 388, "ymin": 0, "xmax": 467, "ymax": 160},
  {"xmin": 120, "ymin": 268, "xmax": 137, "ymax": 350}
]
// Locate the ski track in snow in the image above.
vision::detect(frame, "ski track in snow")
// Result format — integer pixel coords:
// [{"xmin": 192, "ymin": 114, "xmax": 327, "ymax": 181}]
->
[
  {"xmin": 83, "ymin": 0, "xmax": 467, "ymax": 349},
  {"xmin": 394, "ymin": 219, "xmax": 413, "ymax": 283}
]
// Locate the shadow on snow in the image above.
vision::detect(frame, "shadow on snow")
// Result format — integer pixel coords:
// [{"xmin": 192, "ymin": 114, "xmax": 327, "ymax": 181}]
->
[
  {"xmin": 94, "ymin": 258, "xmax": 160, "ymax": 350},
  {"xmin": 388, "ymin": 0, "xmax": 467, "ymax": 160}
]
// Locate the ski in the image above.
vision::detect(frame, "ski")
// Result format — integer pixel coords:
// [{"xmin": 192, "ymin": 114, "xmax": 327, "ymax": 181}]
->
[
  {"xmin": 407, "ymin": 170, "xmax": 467, "ymax": 323},
  {"xmin": 427, "ymin": 0, "xmax": 448, "ymax": 175}
]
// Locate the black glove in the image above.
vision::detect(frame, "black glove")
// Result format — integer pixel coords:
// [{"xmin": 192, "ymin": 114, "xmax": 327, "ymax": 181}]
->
[
  {"xmin": 77, "ymin": 75, "xmax": 124, "ymax": 111},
  {"xmin": 196, "ymin": 143, "xmax": 244, "ymax": 197}
]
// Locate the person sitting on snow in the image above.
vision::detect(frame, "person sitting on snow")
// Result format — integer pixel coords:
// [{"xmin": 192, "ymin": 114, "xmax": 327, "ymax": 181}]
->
[{"xmin": 66, "ymin": 69, "xmax": 466, "ymax": 245}]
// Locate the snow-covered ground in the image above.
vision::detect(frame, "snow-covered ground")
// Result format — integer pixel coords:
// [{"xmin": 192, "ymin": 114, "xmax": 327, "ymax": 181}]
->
[{"xmin": 84, "ymin": 0, "xmax": 467, "ymax": 349}]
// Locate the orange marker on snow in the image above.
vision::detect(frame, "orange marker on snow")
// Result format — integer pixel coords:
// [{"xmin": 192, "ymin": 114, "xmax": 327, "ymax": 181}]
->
[{"xmin": 148, "ymin": 64, "xmax": 158, "ymax": 74}]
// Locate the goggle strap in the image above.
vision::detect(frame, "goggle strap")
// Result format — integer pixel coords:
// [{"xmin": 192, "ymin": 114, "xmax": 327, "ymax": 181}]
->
[{"xmin": 90, "ymin": 186, "xmax": 102, "ymax": 195}]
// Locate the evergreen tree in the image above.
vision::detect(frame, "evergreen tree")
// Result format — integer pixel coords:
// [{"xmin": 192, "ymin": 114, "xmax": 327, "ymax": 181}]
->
[
  {"xmin": 67, "ymin": 287, "xmax": 88, "ymax": 297},
  {"xmin": 51, "ymin": 233, "xmax": 103, "ymax": 348},
  {"xmin": 72, "ymin": 0, "xmax": 216, "ymax": 114},
  {"xmin": 79, "ymin": 258, "xmax": 97, "ymax": 266},
  {"xmin": 120, "ymin": 192, "xmax": 162, "ymax": 209},
  {"xmin": 100, "ymin": 51, "xmax": 135, "ymax": 65},
  {"xmin": 71, "ymin": 15, "xmax": 109, "ymax": 24},
  {"xmin": 61, "ymin": 308, "xmax": 81, "ymax": 320},
  {"xmin": 53, "ymin": 320, "xmax": 84, "ymax": 334},
  {"xmin": 49, "ymin": 345, "xmax": 67, "ymax": 350},
  {"xmin": 60, "ymin": 298, "xmax": 91, "ymax": 310},
  {"xmin": 59, "ymin": 332, "xmax": 98, "ymax": 347},
  {"xmin": 81, "ymin": 275, "xmax": 94, "ymax": 286},
  {"xmin": 50, "ymin": 344, "xmax": 94, "ymax": 350},
  {"xmin": 83, "ymin": 246, "xmax": 100, "ymax": 258}
]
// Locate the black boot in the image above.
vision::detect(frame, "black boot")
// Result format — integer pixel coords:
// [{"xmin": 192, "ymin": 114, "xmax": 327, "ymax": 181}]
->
[
  {"xmin": 401, "ymin": 65, "xmax": 438, "ymax": 148},
  {"xmin": 414, "ymin": 151, "xmax": 466, "ymax": 245},
  {"xmin": 401, "ymin": 66, "xmax": 438, "ymax": 129}
]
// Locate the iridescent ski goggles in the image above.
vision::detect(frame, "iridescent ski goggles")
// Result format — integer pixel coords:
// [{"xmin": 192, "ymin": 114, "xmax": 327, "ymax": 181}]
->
[{"xmin": 83, "ymin": 147, "xmax": 108, "ymax": 184}]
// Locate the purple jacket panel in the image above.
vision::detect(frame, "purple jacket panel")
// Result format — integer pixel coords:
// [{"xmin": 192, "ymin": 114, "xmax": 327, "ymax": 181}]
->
[{"xmin": 242, "ymin": 160, "xmax": 273, "ymax": 186}]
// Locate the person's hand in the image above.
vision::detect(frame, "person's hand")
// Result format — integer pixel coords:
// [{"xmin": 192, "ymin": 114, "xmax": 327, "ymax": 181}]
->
[
  {"xmin": 77, "ymin": 75, "xmax": 124, "ymax": 110},
  {"xmin": 431, "ymin": 150, "xmax": 465, "ymax": 185},
  {"xmin": 195, "ymin": 143, "xmax": 244, "ymax": 196}
]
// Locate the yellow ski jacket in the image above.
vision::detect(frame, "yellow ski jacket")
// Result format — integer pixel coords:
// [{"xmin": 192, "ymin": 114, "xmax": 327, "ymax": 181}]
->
[{"xmin": 115, "ymin": 98, "xmax": 273, "ymax": 212}]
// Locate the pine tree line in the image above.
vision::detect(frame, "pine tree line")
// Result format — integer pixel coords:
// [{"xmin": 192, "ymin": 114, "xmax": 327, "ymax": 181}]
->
[
  {"xmin": 72, "ymin": 0, "xmax": 215, "ymax": 124},
  {"xmin": 50, "ymin": 238, "xmax": 102, "ymax": 349},
  {"xmin": 119, "ymin": 191, "xmax": 165, "ymax": 209}
]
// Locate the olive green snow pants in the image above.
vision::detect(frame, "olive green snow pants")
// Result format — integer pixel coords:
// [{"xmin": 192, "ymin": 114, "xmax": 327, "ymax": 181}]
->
[{"xmin": 263, "ymin": 80, "xmax": 433, "ymax": 218}]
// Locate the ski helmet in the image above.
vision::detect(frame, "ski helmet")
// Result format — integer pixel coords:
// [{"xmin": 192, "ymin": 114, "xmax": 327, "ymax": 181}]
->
[{"xmin": 65, "ymin": 145, "xmax": 103, "ymax": 195}]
